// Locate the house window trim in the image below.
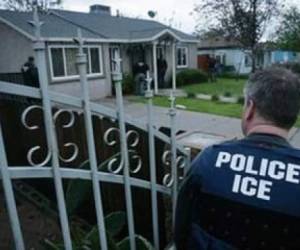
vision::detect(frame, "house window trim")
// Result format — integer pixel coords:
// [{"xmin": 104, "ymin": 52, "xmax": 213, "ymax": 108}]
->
[
  {"xmin": 48, "ymin": 44, "xmax": 104, "ymax": 82},
  {"xmin": 176, "ymin": 46, "xmax": 189, "ymax": 69}
]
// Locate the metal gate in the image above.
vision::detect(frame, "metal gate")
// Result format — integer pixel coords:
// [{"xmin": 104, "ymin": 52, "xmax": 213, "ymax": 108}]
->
[{"xmin": 0, "ymin": 9, "xmax": 191, "ymax": 250}]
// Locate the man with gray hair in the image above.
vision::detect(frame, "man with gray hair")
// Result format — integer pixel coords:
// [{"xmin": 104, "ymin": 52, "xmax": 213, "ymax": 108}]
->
[{"xmin": 175, "ymin": 67, "xmax": 300, "ymax": 250}]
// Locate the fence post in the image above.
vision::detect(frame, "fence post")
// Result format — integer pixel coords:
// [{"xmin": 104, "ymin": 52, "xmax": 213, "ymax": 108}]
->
[
  {"xmin": 169, "ymin": 92, "xmax": 178, "ymax": 228},
  {"xmin": 30, "ymin": 8, "xmax": 72, "ymax": 249},
  {"xmin": 75, "ymin": 29, "xmax": 108, "ymax": 250},
  {"xmin": 112, "ymin": 55, "xmax": 136, "ymax": 250},
  {"xmin": 184, "ymin": 147, "xmax": 192, "ymax": 176},
  {"xmin": 145, "ymin": 71, "xmax": 159, "ymax": 249},
  {"xmin": 0, "ymin": 123, "xmax": 25, "ymax": 249}
]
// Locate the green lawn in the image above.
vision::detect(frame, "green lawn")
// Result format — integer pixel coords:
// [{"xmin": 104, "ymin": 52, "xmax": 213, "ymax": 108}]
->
[
  {"xmin": 181, "ymin": 78, "xmax": 246, "ymax": 97},
  {"xmin": 129, "ymin": 96, "xmax": 244, "ymax": 118},
  {"xmin": 128, "ymin": 96, "xmax": 300, "ymax": 127}
]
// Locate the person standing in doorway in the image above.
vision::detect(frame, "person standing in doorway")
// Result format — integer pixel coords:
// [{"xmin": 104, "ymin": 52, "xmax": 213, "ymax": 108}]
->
[
  {"xmin": 21, "ymin": 56, "xmax": 39, "ymax": 88},
  {"xmin": 157, "ymin": 56, "xmax": 168, "ymax": 88}
]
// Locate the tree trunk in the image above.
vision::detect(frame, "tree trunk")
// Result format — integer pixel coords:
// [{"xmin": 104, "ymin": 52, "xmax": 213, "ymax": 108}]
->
[
  {"xmin": 251, "ymin": 56, "xmax": 256, "ymax": 73},
  {"xmin": 251, "ymin": 50, "xmax": 257, "ymax": 73}
]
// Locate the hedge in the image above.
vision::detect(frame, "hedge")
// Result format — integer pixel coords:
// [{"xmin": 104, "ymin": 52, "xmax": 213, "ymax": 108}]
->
[{"xmin": 176, "ymin": 69, "xmax": 208, "ymax": 87}]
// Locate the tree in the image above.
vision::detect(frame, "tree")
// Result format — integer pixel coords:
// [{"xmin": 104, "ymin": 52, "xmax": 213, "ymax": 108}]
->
[
  {"xmin": 3, "ymin": 0, "xmax": 62, "ymax": 11},
  {"xmin": 276, "ymin": 7, "xmax": 300, "ymax": 51},
  {"xmin": 195, "ymin": 0, "xmax": 281, "ymax": 72}
]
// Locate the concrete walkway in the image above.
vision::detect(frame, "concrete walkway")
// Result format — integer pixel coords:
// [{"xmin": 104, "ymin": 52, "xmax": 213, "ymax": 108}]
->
[{"xmin": 97, "ymin": 97, "xmax": 300, "ymax": 148}]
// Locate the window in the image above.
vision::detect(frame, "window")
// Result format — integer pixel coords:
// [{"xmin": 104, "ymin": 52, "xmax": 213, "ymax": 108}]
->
[
  {"xmin": 177, "ymin": 47, "xmax": 188, "ymax": 68},
  {"xmin": 244, "ymin": 54, "xmax": 252, "ymax": 67},
  {"xmin": 90, "ymin": 48, "xmax": 101, "ymax": 73},
  {"xmin": 65, "ymin": 48, "xmax": 77, "ymax": 76},
  {"xmin": 222, "ymin": 54, "xmax": 226, "ymax": 65},
  {"xmin": 49, "ymin": 46, "xmax": 103, "ymax": 80},
  {"xmin": 51, "ymin": 48, "xmax": 65, "ymax": 77}
]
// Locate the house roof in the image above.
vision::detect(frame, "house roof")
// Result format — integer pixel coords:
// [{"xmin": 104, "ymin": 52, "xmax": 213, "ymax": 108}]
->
[
  {"xmin": 0, "ymin": 9, "xmax": 100, "ymax": 40},
  {"xmin": 198, "ymin": 36, "xmax": 241, "ymax": 50},
  {"xmin": 197, "ymin": 36, "xmax": 299, "ymax": 53},
  {"xmin": 0, "ymin": 9, "xmax": 197, "ymax": 43}
]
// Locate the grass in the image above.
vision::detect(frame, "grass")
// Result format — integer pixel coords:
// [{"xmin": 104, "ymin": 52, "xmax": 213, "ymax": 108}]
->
[
  {"xmin": 128, "ymin": 96, "xmax": 300, "ymax": 128},
  {"xmin": 129, "ymin": 96, "xmax": 243, "ymax": 118},
  {"xmin": 181, "ymin": 78, "xmax": 246, "ymax": 97}
]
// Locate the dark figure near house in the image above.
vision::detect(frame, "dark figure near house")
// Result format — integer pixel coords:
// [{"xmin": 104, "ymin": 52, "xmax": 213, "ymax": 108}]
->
[
  {"xmin": 133, "ymin": 61, "xmax": 149, "ymax": 95},
  {"xmin": 21, "ymin": 56, "xmax": 39, "ymax": 88},
  {"xmin": 175, "ymin": 67, "xmax": 300, "ymax": 250},
  {"xmin": 157, "ymin": 57, "xmax": 168, "ymax": 88},
  {"xmin": 208, "ymin": 56, "xmax": 216, "ymax": 82}
]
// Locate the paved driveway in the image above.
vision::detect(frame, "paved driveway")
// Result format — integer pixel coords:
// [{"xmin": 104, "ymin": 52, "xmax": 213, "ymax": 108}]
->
[{"xmin": 97, "ymin": 98, "xmax": 300, "ymax": 148}]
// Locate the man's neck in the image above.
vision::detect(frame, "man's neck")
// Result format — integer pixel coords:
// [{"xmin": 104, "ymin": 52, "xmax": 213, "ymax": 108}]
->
[{"xmin": 247, "ymin": 124, "xmax": 289, "ymax": 140}]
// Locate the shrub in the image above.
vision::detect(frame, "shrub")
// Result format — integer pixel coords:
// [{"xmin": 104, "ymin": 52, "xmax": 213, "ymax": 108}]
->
[
  {"xmin": 122, "ymin": 73, "xmax": 135, "ymax": 95},
  {"xmin": 187, "ymin": 92, "xmax": 196, "ymax": 98},
  {"xmin": 211, "ymin": 94, "xmax": 219, "ymax": 102},
  {"xmin": 222, "ymin": 65, "xmax": 236, "ymax": 73},
  {"xmin": 274, "ymin": 62, "xmax": 300, "ymax": 75},
  {"xmin": 237, "ymin": 96, "xmax": 245, "ymax": 105},
  {"xmin": 220, "ymin": 72, "xmax": 250, "ymax": 80},
  {"xmin": 224, "ymin": 91, "xmax": 232, "ymax": 97},
  {"xmin": 176, "ymin": 69, "xmax": 208, "ymax": 87}
]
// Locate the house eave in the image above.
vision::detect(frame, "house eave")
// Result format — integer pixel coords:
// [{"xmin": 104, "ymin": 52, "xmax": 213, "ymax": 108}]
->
[
  {"xmin": 198, "ymin": 46, "xmax": 241, "ymax": 50},
  {"xmin": 44, "ymin": 29, "xmax": 198, "ymax": 44},
  {"xmin": 0, "ymin": 15, "xmax": 197, "ymax": 44},
  {"xmin": 0, "ymin": 16, "xmax": 34, "ymax": 41}
]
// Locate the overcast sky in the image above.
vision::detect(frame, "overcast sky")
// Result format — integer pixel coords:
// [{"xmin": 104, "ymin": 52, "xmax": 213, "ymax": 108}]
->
[
  {"xmin": 62, "ymin": 0, "xmax": 300, "ymax": 35},
  {"xmin": 63, "ymin": 0, "xmax": 199, "ymax": 34}
]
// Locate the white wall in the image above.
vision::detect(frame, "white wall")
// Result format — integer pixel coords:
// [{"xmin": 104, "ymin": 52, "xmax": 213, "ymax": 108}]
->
[
  {"xmin": 0, "ymin": 22, "xmax": 34, "ymax": 73},
  {"xmin": 49, "ymin": 78, "xmax": 109, "ymax": 100}
]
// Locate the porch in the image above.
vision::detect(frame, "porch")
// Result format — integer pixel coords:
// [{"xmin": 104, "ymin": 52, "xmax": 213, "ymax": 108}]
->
[{"xmin": 109, "ymin": 30, "xmax": 192, "ymax": 95}]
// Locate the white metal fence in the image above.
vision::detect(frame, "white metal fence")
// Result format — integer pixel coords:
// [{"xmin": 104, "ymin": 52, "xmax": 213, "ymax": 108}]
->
[{"xmin": 0, "ymin": 9, "xmax": 191, "ymax": 250}]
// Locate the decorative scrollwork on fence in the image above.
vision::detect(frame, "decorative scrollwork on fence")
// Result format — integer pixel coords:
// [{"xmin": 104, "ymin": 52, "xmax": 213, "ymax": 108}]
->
[
  {"xmin": 58, "ymin": 142, "xmax": 79, "ymax": 163},
  {"xmin": 126, "ymin": 130, "xmax": 140, "ymax": 147},
  {"xmin": 27, "ymin": 145, "xmax": 51, "ymax": 167},
  {"xmin": 162, "ymin": 151, "xmax": 187, "ymax": 187},
  {"xmin": 53, "ymin": 109, "xmax": 75, "ymax": 128},
  {"xmin": 176, "ymin": 156, "xmax": 186, "ymax": 181},
  {"xmin": 103, "ymin": 127, "xmax": 142, "ymax": 174},
  {"xmin": 22, "ymin": 106, "xmax": 79, "ymax": 166},
  {"xmin": 21, "ymin": 105, "xmax": 43, "ymax": 130},
  {"xmin": 53, "ymin": 109, "xmax": 79, "ymax": 163},
  {"xmin": 162, "ymin": 151, "xmax": 173, "ymax": 187},
  {"xmin": 104, "ymin": 127, "xmax": 119, "ymax": 146}
]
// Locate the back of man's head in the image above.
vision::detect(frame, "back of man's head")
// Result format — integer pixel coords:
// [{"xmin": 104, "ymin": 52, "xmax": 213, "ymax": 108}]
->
[{"xmin": 245, "ymin": 67, "xmax": 300, "ymax": 129}]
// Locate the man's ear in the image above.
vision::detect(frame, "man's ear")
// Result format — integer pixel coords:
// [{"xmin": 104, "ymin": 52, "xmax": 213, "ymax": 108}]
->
[{"xmin": 245, "ymin": 99, "xmax": 255, "ymax": 121}]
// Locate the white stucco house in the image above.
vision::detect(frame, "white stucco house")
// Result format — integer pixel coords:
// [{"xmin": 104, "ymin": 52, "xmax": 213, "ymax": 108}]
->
[
  {"xmin": 0, "ymin": 5, "xmax": 198, "ymax": 99},
  {"xmin": 198, "ymin": 37, "xmax": 300, "ymax": 75}
]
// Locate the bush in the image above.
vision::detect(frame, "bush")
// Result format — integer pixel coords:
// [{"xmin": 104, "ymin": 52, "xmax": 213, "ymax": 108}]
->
[
  {"xmin": 274, "ymin": 62, "xmax": 300, "ymax": 75},
  {"xmin": 224, "ymin": 91, "xmax": 232, "ymax": 97},
  {"xmin": 122, "ymin": 73, "xmax": 135, "ymax": 94},
  {"xmin": 187, "ymin": 92, "xmax": 196, "ymax": 98},
  {"xmin": 176, "ymin": 69, "xmax": 208, "ymax": 87},
  {"xmin": 211, "ymin": 94, "xmax": 219, "ymax": 102},
  {"xmin": 220, "ymin": 72, "xmax": 250, "ymax": 79},
  {"xmin": 237, "ymin": 96, "xmax": 245, "ymax": 105},
  {"xmin": 222, "ymin": 65, "xmax": 236, "ymax": 73}
]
